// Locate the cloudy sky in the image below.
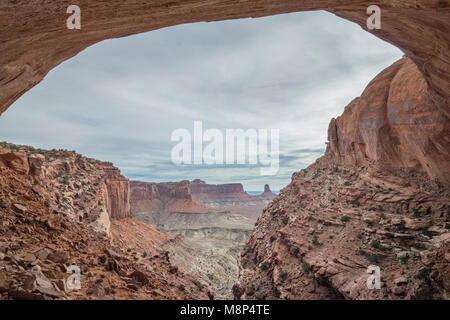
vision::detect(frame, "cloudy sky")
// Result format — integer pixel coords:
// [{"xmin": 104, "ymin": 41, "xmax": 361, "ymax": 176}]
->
[{"xmin": 0, "ymin": 11, "xmax": 402, "ymax": 191}]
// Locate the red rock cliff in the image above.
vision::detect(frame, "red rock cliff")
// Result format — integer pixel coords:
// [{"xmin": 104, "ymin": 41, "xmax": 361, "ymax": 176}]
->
[
  {"xmin": 101, "ymin": 165, "xmax": 131, "ymax": 219},
  {"xmin": 190, "ymin": 181, "xmax": 250, "ymax": 201},
  {"xmin": 0, "ymin": 143, "xmax": 132, "ymax": 231},
  {"xmin": 326, "ymin": 58, "xmax": 450, "ymax": 183},
  {"xmin": 0, "ymin": 143, "xmax": 210, "ymax": 300},
  {"xmin": 130, "ymin": 180, "xmax": 211, "ymax": 215}
]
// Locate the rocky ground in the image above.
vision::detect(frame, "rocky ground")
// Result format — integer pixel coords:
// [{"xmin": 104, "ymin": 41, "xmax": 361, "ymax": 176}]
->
[
  {"xmin": 233, "ymin": 156, "xmax": 449, "ymax": 300},
  {"xmin": 0, "ymin": 143, "xmax": 210, "ymax": 300}
]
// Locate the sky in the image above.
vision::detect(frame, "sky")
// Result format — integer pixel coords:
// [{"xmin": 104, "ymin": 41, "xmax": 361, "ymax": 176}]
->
[{"xmin": 0, "ymin": 11, "xmax": 402, "ymax": 191}]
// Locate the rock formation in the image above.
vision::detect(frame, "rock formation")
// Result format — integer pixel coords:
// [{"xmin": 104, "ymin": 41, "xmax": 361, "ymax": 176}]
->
[
  {"xmin": 191, "ymin": 180, "xmax": 276, "ymax": 220},
  {"xmin": 234, "ymin": 59, "xmax": 450, "ymax": 300},
  {"xmin": 0, "ymin": 1, "xmax": 449, "ymax": 122},
  {"xmin": 0, "ymin": 143, "xmax": 132, "ymax": 235},
  {"xmin": 260, "ymin": 184, "xmax": 277, "ymax": 199},
  {"xmin": 0, "ymin": 143, "xmax": 210, "ymax": 300},
  {"xmin": 130, "ymin": 180, "xmax": 212, "ymax": 219},
  {"xmin": 327, "ymin": 58, "xmax": 450, "ymax": 183},
  {"xmin": 130, "ymin": 179, "xmax": 257, "ymax": 297},
  {"xmin": 190, "ymin": 180, "xmax": 250, "ymax": 201},
  {"xmin": 0, "ymin": 0, "xmax": 449, "ymax": 301}
]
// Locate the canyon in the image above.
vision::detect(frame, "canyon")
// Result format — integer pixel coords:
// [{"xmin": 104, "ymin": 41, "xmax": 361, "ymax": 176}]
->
[
  {"xmin": 0, "ymin": 0, "xmax": 449, "ymax": 301},
  {"xmin": 130, "ymin": 179, "xmax": 275, "ymax": 297},
  {"xmin": 0, "ymin": 143, "xmax": 212, "ymax": 300},
  {"xmin": 0, "ymin": 142, "xmax": 276, "ymax": 299}
]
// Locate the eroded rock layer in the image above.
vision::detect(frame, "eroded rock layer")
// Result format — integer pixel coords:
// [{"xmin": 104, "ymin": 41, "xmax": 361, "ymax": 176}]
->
[
  {"xmin": 130, "ymin": 179, "xmax": 255, "ymax": 297},
  {"xmin": 0, "ymin": 143, "xmax": 132, "ymax": 234},
  {"xmin": 191, "ymin": 180, "xmax": 276, "ymax": 220},
  {"xmin": 0, "ymin": 143, "xmax": 210, "ymax": 300},
  {"xmin": 327, "ymin": 58, "xmax": 450, "ymax": 183},
  {"xmin": 234, "ymin": 59, "xmax": 450, "ymax": 300},
  {"xmin": 234, "ymin": 158, "xmax": 449, "ymax": 300}
]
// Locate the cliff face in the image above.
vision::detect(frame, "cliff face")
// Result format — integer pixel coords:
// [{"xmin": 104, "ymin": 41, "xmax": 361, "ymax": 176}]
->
[
  {"xmin": 190, "ymin": 180, "xmax": 250, "ymax": 201},
  {"xmin": 234, "ymin": 158, "xmax": 449, "ymax": 300},
  {"xmin": 190, "ymin": 181, "xmax": 276, "ymax": 220},
  {"xmin": 234, "ymin": 59, "xmax": 450, "ymax": 300},
  {"xmin": 326, "ymin": 58, "xmax": 450, "ymax": 183},
  {"xmin": 130, "ymin": 180, "xmax": 211, "ymax": 216},
  {"xmin": 0, "ymin": 143, "xmax": 131, "ymax": 235},
  {"xmin": 0, "ymin": 143, "xmax": 210, "ymax": 300},
  {"xmin": 103, "ymin": 167, "xmax": 131, "ymax": 220}
]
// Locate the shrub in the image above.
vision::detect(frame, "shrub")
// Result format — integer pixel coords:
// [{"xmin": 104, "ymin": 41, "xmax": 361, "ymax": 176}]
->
[
  {"xmin": 279, "ymin": 270, "xmax": 288, "ymax": 281},
  {"xmin": 255, "ymin": 293, "xmax": 266, "ymax": 300},
  {"xmin": 359, "ymin": 250, "xmax": 380, "ymax": 264},
  {"xmin": 341, "ymin": 216, "xmax": 350, "ymax": 223},
  {"xmin": 416, "ymin": 268, "xmax": 431, "ymax": 281},
  {"xmin": 312, "ymin": 236, "xmax": 321, "ymax": 246},
  {"xmin": 422, "ymin": 227, "xmax": 433, "ymax": 238},
  {"xmin": 370, "ymin": 240, "xmax": 386, "ymax": 251},
  {"xmin": 399, "ymin": 256, "xmax": 408, "ymax": 264},
  {"xmin": 260, "ymin": 262, "xmax": 269, "ymax": 270},
  {"xmin": 395, "ymin": 220, "xmax": 407, "ymax": 231},
  {"xmin": 302, "ymin": 263, "xmax": 310, "ymax": 274}
]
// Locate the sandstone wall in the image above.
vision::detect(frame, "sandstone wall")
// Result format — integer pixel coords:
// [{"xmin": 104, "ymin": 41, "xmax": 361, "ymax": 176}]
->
[
  {"xmin": 102, "ymin": 166, "xmax": 131, "ymax": 219},
  {"xmin": 190, "ymin": 181, "xmax": 250, "ymax": 201},
  {"xmin": 326, "ymin": 58, "xmax": 450, "ymax": 182},
  {"xmin": 0, "ymin": 143, "xmax": 132, "ymax": 236},
  {"xmin": 130, "ymin": 180, "xmax": 211, "ymax": 215}
]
